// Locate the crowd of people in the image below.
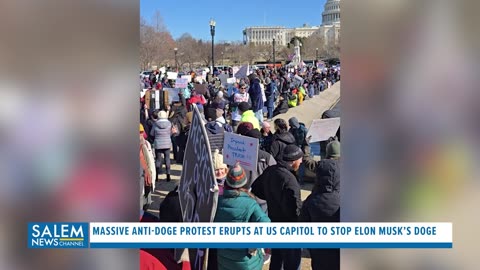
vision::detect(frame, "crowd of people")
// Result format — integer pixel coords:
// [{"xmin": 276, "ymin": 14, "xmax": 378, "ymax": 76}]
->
[{"xmin": 139, "ymin": 65, "xmax": 341, "ymax": 270}]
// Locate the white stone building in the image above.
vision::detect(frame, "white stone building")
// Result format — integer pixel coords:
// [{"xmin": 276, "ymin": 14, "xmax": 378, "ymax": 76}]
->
[{"xmin": 243, "ymin": 0, "xmax": 340, "ymax": 46}]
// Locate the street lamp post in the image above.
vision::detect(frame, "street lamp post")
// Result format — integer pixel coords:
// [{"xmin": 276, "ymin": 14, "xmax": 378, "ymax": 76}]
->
[
  {"xmin": 174, "ymin": 47, "xmax": 178, "ymax": 72},
  {"xmin": 210, "ymin": 19, "xmax": 216, "ymax": 75},
  {"xmin": 272, "ymin": 37, "xmax": 276, "ymax": 71},
  {"xmin": 315, "ymin": 47, "xmax": 319, "ymax": 67}
]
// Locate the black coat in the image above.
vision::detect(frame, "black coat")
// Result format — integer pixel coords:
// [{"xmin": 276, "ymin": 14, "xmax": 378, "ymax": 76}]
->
[
  {"xmin": 251, "ymin": 160, "xmax": 302, "ymax": 222},
  {"xmin": 269, "ymin": 132, "xmax": 296, "ymax": 162},
  {"xmin": 301, "ymin": 159, "xmax": 340, "ymax": 222}
]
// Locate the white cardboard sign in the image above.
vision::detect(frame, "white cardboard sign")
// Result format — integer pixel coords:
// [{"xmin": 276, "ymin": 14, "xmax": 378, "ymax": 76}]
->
[
  {"xmin": 223, "ymin": 132, "xmax": 259, "ymax": 172},
  {"xmin": 307, "ymin": 117, "xmax": 340, "ymax": 143}
]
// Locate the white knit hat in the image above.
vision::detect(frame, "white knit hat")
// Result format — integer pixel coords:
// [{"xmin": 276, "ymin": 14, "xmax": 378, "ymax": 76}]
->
[
  {"xmin": 159, "ymin": 110, "xmax": 168, "ymax": 119},
  {"xmin": 212, "ymin": 149, "xmax": 228, "ymax": 170}
]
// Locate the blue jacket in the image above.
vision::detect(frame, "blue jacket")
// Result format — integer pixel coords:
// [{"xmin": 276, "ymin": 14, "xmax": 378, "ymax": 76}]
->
[
  {"xmin": 214, "ymin": 190, "xmax": 270, "ymax": 270},
  {"xmin": 248, "ymin": 78, "xmax": 263, "ymax": 113},
  {"xmin": 150, "ymin": 119, "xmax": 172, "ymax": 149}
]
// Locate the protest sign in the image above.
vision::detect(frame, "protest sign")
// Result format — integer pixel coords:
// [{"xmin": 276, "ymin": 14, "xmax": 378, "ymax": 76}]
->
[
  {"xmin": 181, "ymin": 75, "xmax": 192, "ymax": 82},
  {"xmin": 193, "ymin": 83, "xmax": 208, "ymax": 95},
  {"xmin": 164, "ymin": 88, "xmax": 180, "ymax": 103},
  {"xmin": 234, "ymin": 65, "xmax": 249, "ymax": 79},
  {"xmin": 167, "ymin": 72, "xmax": 178, "ymax": 80},
  {"xmin": 175, "ymin": 78, "xmax": 188, "ymax": 88},
  {"xmin": 232, "ymin": 66, "xmax": 239, "ymax": 77},
  {"xmin": 178, "ymin": 104, "xmax": 218, "ymax": 270},
  {"xmin": 223, "ymin": 132, "xmax": 259, "ymax": 172},
  {"xmin": 218, "ymin": 74, "xmax": 228, "ymax": 86},
  {"xmin": 307, "ymin": 117, "xmax": 341, "ymax": 143},
  {"xmin": 227, "ymin": 77, "xmax": 236, "ymax": 84}
]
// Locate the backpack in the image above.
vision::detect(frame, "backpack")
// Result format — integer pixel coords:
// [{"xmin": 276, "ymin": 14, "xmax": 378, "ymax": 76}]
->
[{"xmin": 292, "ymin": 124, "xmax": 308, "ymax": 147}]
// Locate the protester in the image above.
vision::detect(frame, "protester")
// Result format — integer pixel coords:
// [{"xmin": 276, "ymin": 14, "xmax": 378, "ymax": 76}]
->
[
  {"xmin": 260, "ymin": 121, "xmax": 274, "ymax": 153},
  {"xmin": 214, "ymin": 163, "xmax": 271, "ymax": 270},
  {"xmin": 301, "ymin": 139, "xmax": 340, "ymax": 270},
  {"xmin": 271, "ymin": 98, "xmax": 288, "ymax": 119},
  {"xmin": 212, "ymin": 150, "xmax": 228, "ymax": 196},
  {"xmin": 150, "ymin": 110, "xmax": 172, "ymax": 182},
  {"xmin": 236, "ymin": 122, "xmax": 254, "ymax": 136},
  {"xmin": 211, "ymin": 90, "xmax": 227, "ymax": 111},
  {"xmin": 248, "ymin": 73, "xmax": 264, "ymax": 124},
  {"xmin": 269, "ymin": 119, "xmax": 296, "ymax": 162},
  {"xmin": 205, "ymin": 108, "xmax": 227, "ymax": 152},
  {"xmin": 230, "ymin": 83, "xmax": 251, "ymax": 131},
  {"xmin": 251, "ymin": 145, "xmax": 303, "ymax": 270},
  {"xmin": 238, "ymin": 102, "xmax": 260, "ymax": 130},
  {"xmin": 264, "ymin": 77, "xmax": 276, "ymax": 121},
  {"xmin": 140, "ymin": 129, "xmax": 156, "ymax": 211}
]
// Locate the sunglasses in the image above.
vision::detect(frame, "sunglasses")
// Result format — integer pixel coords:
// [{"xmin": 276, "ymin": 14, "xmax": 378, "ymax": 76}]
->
[{"xmin": 241, "ymin": 87, "xmax": 247, "ymax": 90}]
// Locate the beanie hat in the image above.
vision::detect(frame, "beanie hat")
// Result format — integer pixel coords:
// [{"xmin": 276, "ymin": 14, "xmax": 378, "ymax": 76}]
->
[
  {"xmin": 237, "ymin": 122, "xmax": 254, "ymax": 136},
  {"xmin": 226, "ymin": 163, "xmax": 248, "ymax": 188},
  {"xmin": 238, "ymin": 102, "xmax": 251, "ymax": 113},
  {"xmin": 139, "ymin": 124, "xmax": 145, "ymax": 133},
  {"xmin": 326, "ymin": 139, "xmax": 340, "ymax": 158},
  {"xmin": 212, "ymin": 149, "xmax": 228, "ymax": 170},
  {"xmin": 245, "ymin": 129, "xmax": 262, "ymax": 139},
  {"xmin": 283, "ymin": 145, "xmax": 303, "ymax": 162},
  {"xmin": 206, "ymin": 108, "xmax": 218, "ymax": 121},
  {"xmin": 159, "ymin": 111, "xmax": 168, "ymax": 119}
]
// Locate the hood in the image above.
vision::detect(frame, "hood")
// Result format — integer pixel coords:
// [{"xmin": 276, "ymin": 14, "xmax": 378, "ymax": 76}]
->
[
  {"xmin": 153, "ymin": 119, "xmax": 170, "ymax": 129},
  {"xmin": 273, "ymin": 131, "xmax": 296, "ymax": 145},
  {"xmin": 242, "ymin": 110, "xmax": 255, "ymax": 118},
  {"xmin": 216, "ymin": 116, "xmax": 226, "ymax": 125},
  {"xmin": 205, "ymin": 121, "xmax": 223, "ymax": 134},
  {"xmin": 288, "ymin": 117, "xmax": 300, "ymax": 129},
  {"xmin": 314, "ymin": 159, "xmax": 340, "ymax": 193}
]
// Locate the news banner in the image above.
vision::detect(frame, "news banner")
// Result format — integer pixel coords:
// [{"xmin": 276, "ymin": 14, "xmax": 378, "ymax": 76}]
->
[{"xmin": 28, "ymin": 222, "xmax": 452, "ymax": 249}]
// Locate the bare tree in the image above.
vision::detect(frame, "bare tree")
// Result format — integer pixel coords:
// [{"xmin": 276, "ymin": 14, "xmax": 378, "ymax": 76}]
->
[{"xmin": 139, "ymin": 11, "xmax": 176, "ymax": 69}]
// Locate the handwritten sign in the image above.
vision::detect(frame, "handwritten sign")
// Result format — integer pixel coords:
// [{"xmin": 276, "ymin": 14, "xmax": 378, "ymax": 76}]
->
[
  {"xmin": 234, "ymin": 65, "xmax": 249, "ymax": 79},
  {"xmin": 167, "ymin": 72, "xmax": 178, "ymax": 80},
  {"xmin": 194, "ymin": 83, "xmax": 208, "ymax": 95},
  {"xmin": 307, "ymin": 117, "xmax": 340, "ymax": 143},
  {"xmin": 227, "ymin": 77, "xmax": 236, "ymax": 84},
  {"xmin": 181, "ymin": 75, "xmax": 192, "ymax": 82},
  {"xmin": 177, "ymin": 104, "xmax": 218, "ymax": 270},
  {"xmin": 164, "ymin": 88, "xmax": 180, "ymax": 103},
  {"xmin": 175, "ymin": 78, "xmax": 188, "ymax": 88},
  {"xmin": 223, "ymin": 132, "xmax": 259, "ymax": 172},
  {"xmin": 218, "ymin": 74, "xmax": 228, "ymax": 86}
]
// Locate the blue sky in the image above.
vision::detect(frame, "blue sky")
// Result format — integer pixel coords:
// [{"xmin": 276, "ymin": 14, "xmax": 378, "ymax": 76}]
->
[{"xmin": 141, "ymin": 0, "xmax": 327, "ymax": 42}]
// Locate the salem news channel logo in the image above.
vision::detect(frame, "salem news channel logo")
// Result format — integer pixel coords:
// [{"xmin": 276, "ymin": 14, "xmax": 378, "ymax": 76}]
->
[{"xmin": 28, "ymin": 223, "xmax": 89, "ymax": 248}]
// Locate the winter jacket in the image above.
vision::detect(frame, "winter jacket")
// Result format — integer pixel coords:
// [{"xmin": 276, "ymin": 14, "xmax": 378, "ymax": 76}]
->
[
  {"xmin": 269, "ymin": 132, "xmax": 296, "ymax": 162},
  {"xmin": 240, "ymin": 110, "xmax": 260, "ymax": 130},
  {"xmin": 272, "ymin": 100, "xmax": 289, "ymax": 117},
  {"xmin": 246, "ymin": 149, "xmax": 276, "ymax": 189},
  {"xmin": 288, "ymin": 93, "xmax": 298, "ymax": 108},
  {"xmin": 260, "ymin": 131, "xmax": 274, "ymax": 153},
  {"xmin": 159, "ymin": 186, "xmax": 183, "ymax": 223},
  {"xmin": 249, "ymin": 78, "xmax": 263, "ymax": 113},
  {"xmin": 214, "ymin": 190, "xmax": 270, "ymax": 270},
  {"xmin": 251, "ymin": 160, "xmax": 302, "ymax": 222},
  {"xmin": 150, "ymin": 119, "xmax": 172, "ymax": 150},
  {"xmin": 205, "ymin": 121, "xmax": 225, "ymax": 153},
  {"xmin": 289, "ymin": 124, "xmax": 308, "ymax": 150},
  {"xmin": 301, "ymin": 159, "xmax": 340, "ymax": 223}
]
